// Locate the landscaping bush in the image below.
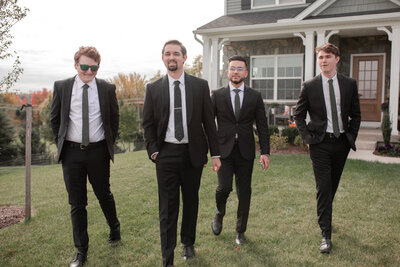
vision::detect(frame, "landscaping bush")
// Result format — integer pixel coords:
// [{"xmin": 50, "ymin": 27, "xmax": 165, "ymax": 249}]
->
[
  {"xmin": 268, "ymin": 125, "xmax": 279, "ymax": 136},
  {"xmin": 294, "ymin": 135, "xmax": 306, "ymax": 149},
  {"xmin": 281, "ymin": 126, "xmax": 299, "ymax": 144},
  {"xmin": 270, "ymin": 133, "xmax": 288, "ymax": 150}
]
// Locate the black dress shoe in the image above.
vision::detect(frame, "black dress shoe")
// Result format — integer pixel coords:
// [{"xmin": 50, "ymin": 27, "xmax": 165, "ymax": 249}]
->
[
  {"xmin": 183, "ymin": 245, "xmax": 195, "ymax": 260},
  {"xmin": 70, "ymin": 252, "xmax": 86, "ymax": 267},
  {"xmin": 319, "ymin": 237, "xmax": 332, "ymax": 253},
  {"xmin": 109, "ymin": 226, "xmax": 121, "ymax": 244},
  {"xmin": 235, "ymin": 232, "xmax": 246, "ymax": 245},
  {"xmin": 211, "ymin": 214, "xmax": 223, "ymax": 235}
]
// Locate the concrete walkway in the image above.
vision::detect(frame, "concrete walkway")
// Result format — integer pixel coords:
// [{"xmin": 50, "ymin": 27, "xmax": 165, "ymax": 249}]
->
[
  {"xmin": 347, "ymin": 128, "xmax": 400, "ymax": 164},
  {"xmin": 348, "ymin": 149, "xmax": 400, "ymax": 164}
]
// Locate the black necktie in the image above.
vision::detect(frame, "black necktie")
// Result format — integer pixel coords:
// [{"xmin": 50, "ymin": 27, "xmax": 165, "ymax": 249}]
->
[
  {"xmin": 328, "ymin": 79, "xmax": 340, "ymax": 138},
  {"xmin": 174, "ymin": 80, "xmax": 184, "ymax": 141},
  {"xmin": 82, "ymin": 84, "xmax": 90, "ymax": 146},
  {"xmin": 233, "ymin": 89, "xmax": 241, "ymax": 121}
]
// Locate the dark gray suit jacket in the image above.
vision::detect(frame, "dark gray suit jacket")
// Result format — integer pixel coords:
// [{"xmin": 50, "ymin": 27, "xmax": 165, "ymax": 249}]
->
[
  {"xmin": 294, "ymin": 73, "xmax": 361, "ymax": 151},
  {"xmin": 50, "ymin": 76, "xmax": 119, "ymax": 162},
  {"xmin": 211, "ymin": 85, "xmax": 270, "ymax": 160},
  {"xmin": 142, "ymin": 73, "xmax": 219, "ymax": 167}
]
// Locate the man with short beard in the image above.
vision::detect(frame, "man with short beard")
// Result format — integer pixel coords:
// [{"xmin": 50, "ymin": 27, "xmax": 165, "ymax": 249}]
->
[
  {"xmin": 142, "ymin": 40, "xmax": 221, "ymax": 267},
  {"xmin": 210, "ymin": 55, "xmax": 270, "ymax": 245}
]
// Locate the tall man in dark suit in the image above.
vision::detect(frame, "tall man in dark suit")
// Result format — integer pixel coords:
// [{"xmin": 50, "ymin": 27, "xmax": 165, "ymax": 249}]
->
[
  {"xmin": 51, "ymin": 46, "xmax": 121, "ymax": 267},
  {"xmin": 294, "ymin": 43, "xmax": 361, "ymax": 253},
  {"xmin": 210, "ymin": 56, "xmax": 270, "ymax": 245},
  {"xmin": 142, "ymin": 40, "xmax": 221, "ymax": 267}
]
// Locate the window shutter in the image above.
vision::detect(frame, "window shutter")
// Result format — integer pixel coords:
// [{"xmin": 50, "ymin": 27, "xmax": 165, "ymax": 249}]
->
[{"xmin": 242, "ymin": 0, "xmax": 251, "ymax": 10}]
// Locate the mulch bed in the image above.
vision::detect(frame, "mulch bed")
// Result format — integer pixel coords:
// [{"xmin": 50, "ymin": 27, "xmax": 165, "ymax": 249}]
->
[
  {"xmin": 271, "ymin": 144, "xmax": 308, "ymax": 154},
  {"xmin": 0, "ymin": 206, "xmax": 25, "ymax": 229}
]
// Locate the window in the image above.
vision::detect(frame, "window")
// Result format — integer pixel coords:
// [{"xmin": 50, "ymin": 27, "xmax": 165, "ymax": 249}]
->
[
  {"xmin": 253, "ymin": 0, "xmax": 305, "ymax": 8},
  {"xmin": 251, "ymin": 54, "xmax": 303, "ymax": 102}
]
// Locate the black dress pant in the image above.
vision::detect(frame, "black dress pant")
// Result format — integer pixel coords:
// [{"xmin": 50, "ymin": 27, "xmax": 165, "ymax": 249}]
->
[
  {"xmin": 61, "ymin": 141, "xmax": 120, "ymax": 253},
  {"xmin": 155, "ymin": 143, "xmax": 203, "ymax": 267},
  {"xmin": 215, "ymin": 144, "xmax": 254, "ymax": 233},
  {"xmin": 309, "ymin": 133, "xmax": 350, "ymax": 239}
]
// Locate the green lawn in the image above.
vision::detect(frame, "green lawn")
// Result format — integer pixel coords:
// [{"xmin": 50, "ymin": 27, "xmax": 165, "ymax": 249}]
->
[{"xmin": 0, "ymin": 151, "xmax": 399, "ymax": 266}]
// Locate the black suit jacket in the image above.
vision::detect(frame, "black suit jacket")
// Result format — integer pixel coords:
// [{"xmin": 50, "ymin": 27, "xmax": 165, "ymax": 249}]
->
[
  {"xmin": 211, "ymin": 85, "xmax": 270, "ymax": 160},
  {"xmin": 50, "ymin": 76, "xmax": 119, "ymax": 162},
  {"xmin": 142, "ymin": 73, "xmax": 219, "ymax": 168},
  {"xmin": 294, "ymin": 73, "xmax": 361, "ymax": 151}
]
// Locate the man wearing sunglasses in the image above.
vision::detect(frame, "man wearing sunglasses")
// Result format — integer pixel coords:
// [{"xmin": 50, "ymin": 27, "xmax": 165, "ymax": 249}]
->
[
  {"xmin": 210, "ymin": 55, "xmax": 270, "ymax": 245},
  {"xmin": 51, "ymin": 46, "xmax": 120, "ymax": 267}
]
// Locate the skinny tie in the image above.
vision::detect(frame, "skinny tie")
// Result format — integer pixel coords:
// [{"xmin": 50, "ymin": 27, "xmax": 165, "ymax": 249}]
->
[
  {"xmin": 174, "ymin": 81, "xmax": 184, "ymax": 141},
  {"xmin": 328, "ymin": 79, "xmax": 340, "ymax": 138},
  {"xmin": 82, "ymin": 84, "xmax": 90, "ymax": 146},
  {"xmin": 233, "ymin": 89, "xmax": 241, "ymax": 121}
]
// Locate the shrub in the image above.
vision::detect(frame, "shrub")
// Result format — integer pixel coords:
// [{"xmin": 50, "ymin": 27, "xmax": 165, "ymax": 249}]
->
[
  {"xmin": 381, "ymin": 109, "xmax": 392, "ymax": 145},
  {"xmin": 268, "ymin": 125, "xmax": 279, "ymax": 136},
  {"xmin": 294, "ymin": 135, "xmax": 306, "ymax": 149},
  {"xmin": 270, "ymin": 133, "xmax": 288, "ymax": 151},
  {"xmin": 281, "ymin": 126, "xmax": 299, "ymax": 144}
]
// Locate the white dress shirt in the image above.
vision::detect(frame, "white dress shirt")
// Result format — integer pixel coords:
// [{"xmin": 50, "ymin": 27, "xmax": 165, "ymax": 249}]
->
[
  {"xmin": 65, "ymin": 76, "xmax": 105, "ymax": 143},
  {"xmin": 164, "ymin": 73, "xmax": 189, "ymax": 144},
  {"xmin": 321, "ymin": 73, "xmax": 344, "ymax": 133}
]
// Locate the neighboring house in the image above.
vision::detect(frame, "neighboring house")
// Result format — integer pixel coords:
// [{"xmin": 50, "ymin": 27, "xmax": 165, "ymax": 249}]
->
[{"xmin": 194, "ymin": 0, "xmax": 400, "ymax": 134}]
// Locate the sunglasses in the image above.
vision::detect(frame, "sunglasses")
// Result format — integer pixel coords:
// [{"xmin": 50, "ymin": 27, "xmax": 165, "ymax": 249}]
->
[{"xmin": 78, "ymin": 64, "xmax": 99, "ymax": 72}]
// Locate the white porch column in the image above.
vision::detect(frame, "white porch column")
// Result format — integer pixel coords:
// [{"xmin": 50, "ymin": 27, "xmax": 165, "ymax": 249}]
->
[
  {"xmin": 210, "ymin": 37, "xmax": 220, "ymax": 90},
  {"xmin": 202, "ymin": 37, "xmax": 212, "ymax": 83},
  {"xmin": 294, "ymin": 31, "xmax": 315, "ymax": 81},
  {"xmin": 389, "ymin": 25, "xmax": 400, "ymax": 135},
  {"xmin": 316, "ymin": 30, "xmax": 325, "ymax": 75},
  {"xmin": 304, "ymin": 31, "xmax": 315, "ymax": 81}
]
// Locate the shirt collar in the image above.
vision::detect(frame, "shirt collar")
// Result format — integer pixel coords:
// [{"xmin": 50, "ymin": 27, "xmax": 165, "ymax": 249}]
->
[
  {"xmin": 229, "ymin": 82, "xmax": 245, "ymax": 92},
  {"xmin": 168, "ymin": 72, "xmax": 185, "ymax": 87},
  {"xmin": 75, "ymin": 75, "xmax": 96, "ymax": 89},
  {"xmin": 321, "ymin": 73, "xmax": 337, "ymax": 83}
]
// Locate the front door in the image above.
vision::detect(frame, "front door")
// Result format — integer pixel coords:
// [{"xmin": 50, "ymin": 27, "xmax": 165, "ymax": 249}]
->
[{"xmin": 352, "ymin": 55, "xmax": 384, "ymax": 121}]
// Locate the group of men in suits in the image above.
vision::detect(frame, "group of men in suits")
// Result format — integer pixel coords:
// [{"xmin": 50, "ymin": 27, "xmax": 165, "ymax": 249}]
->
[{"xmin": 51, "ymin": 41, "xmax": 360, "ymax": 267}]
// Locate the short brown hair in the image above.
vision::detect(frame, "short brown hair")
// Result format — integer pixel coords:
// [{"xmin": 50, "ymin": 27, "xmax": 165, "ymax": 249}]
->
[
  {"xmin": 228, "ymin": 55, "xmax": 248, "ymax": 69},
  {"xmin": 74, "ymin": 46, "xmax": 101, "ymax": 64},
  {"xmin": 315, "ymin": 43, "xmax": 340, "ymax": 57},
  {"xmin": 162, "ymin": 40, "xmax": 187, "ymax": 57}
]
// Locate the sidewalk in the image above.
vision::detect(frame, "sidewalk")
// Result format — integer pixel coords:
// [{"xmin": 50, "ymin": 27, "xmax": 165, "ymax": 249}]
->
[
  {"xmin": 347, "ymin": 127, "xmax": 400, "ymax": 164},
  {"xmin": 348, "ymin": 149, "xmax": 400, "ymax": 164}
]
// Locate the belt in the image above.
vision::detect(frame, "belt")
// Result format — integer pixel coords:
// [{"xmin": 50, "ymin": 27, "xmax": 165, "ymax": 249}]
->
[
  {"xmin": 64, "ymin": 140, "xmax": 106, "ymax": 150},
  {"xmin": 324, "ymin": 132, "xmax": 344, "ymax": 139}
]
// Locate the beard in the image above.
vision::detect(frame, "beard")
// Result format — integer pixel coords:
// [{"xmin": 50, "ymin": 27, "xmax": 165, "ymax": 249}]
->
[
  {"xmin": 231, "ymin": 77, "xmax": 245, "ymax": 85},
  {"xmin": 167, "ymin": 60, "xmax": 178, "ymax": 71}
]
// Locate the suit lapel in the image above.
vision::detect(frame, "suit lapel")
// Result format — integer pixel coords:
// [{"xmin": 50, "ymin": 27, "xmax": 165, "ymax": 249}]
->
[
  {"xmin": 64, "ymin": 77, "xmax": 75, "ymax": 121},
  {"xmin": 241, "ymin": 85, "xmax": 251, "ymax": 118},
  {"xmin": 316, "ymin": 74, "xmax": 327, "ymax": 117},
  {"xmin": 337, "ymin": 73, "xmax": 346, "ymax": 116},
  {"xmin": 184, "ymin": 73, "xmax": 193, "ymax": 124},
  {"xmin": 96, "ymin": 78, "xmax": 107, "ymax": 121},
  {"xmin": 161, "ymin": 75, "xmax": 170, "ymax": 129},
  {"xmin": 223, "ymin": 86, "xmax": 236, "ymax": 120}
]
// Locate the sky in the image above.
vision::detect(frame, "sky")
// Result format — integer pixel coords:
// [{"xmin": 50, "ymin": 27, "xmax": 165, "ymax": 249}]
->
[{"xmin": 0, "ymin": 0, "xmax": 225, "ymax": 93}]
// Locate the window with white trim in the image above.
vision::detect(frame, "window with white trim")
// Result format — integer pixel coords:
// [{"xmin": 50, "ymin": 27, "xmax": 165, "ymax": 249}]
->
[
  {"xmin": 252, "ymin": 0, "xmax": 305, "ymax": 8},
  {"xmin": 251, "ymin": 54, "xmax": 303, "ymax": 102}
]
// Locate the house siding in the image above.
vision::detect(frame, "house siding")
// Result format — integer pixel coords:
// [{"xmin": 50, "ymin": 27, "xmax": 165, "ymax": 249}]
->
[
  {"xmin": 227, "ymin": 0, "xmax": 243, "ymax": 14},
  {"xmin": 227, "ymin": 0, "xmax": 316, "ymax": 15},
  {"xmin": 318, "ymin": 0, "xmax": 398, "ymax": 16}
]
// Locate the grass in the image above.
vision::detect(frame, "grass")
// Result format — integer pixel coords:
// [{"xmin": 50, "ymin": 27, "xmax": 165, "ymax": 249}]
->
[{"xmin": 0, "ymin": 151, "xmax": 399, "ymax": 266}]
